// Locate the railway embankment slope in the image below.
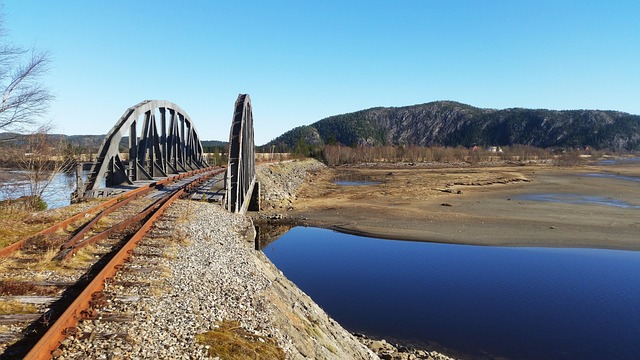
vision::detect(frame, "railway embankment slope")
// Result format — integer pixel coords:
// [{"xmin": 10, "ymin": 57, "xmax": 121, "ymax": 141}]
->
[
  {"xmin": 52, "ymin": 198, "xmax": 376, "ymax": 359},
  {"xmin": 254, "ymin": 159, "xmax": 455, "ymax": 360}
]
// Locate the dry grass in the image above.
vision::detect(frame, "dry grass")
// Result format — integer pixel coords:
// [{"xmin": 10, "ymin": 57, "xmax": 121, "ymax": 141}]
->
[
  {"xmin": 148, "ymin": 283, "xmax": 171, "ymax": 297},
  {"xmin": 0, "ymin": 200, "xmax": 100, "ymax": 248},
  {"xmin": 0, "ymin": 257, "xmax": 10, "ymax": 273},
  {"xmin": 93, "ymin": 217, "xmax": 116, "ymax": 232},
  {"xmin": 203, "ymin": 231, "xmax": 214, "ymax": 243},
  {"xmin": 24, "ymin": 233, "xmax": 66, "ymax": 252},
  {"xmin": 325, "ymin": 343, "xmax": 338, "ymax": 355},
  {"xmin": 0, "ymin": 208, "xmax": 47, "ymax": 248},
  {"xmin": 196, "ymin": 320, "xmax": 285, "ymax": 360},
  {"xmin": 304, "ymin": 322, "xmax": 322, "ymax": 338},
  {"xmin": 161, "ymin": 244, "xmax": 180, "ymax": 260},
  {"xmin": 175, "ymin": 202, "xmax": 196, "ymax": 224},
  {"xmin": 172, "ymin": 228, "xmax": 191, "ymax": 246},
  {"xmin": 61, "ymin": 244, "xmax": 100, "ymax": 269},
  {"xmin": 31, "ymin": 248, "xmax": 60, "ymax": 270},
  {"xmin": 1, "ymin": 247, "xmax": 62, "ymax": 273},
  {"xmin": 155, "ymin": 265, "xmax": 173, "ymax": 278},
  {"xmin": 0, "ymin": 300, "xmax": 37, "ymax": 315}
]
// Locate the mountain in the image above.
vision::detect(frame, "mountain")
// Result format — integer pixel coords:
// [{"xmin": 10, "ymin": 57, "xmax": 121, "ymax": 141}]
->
[{"xmin": 265, "ymin": 101, "xmax": 640, "ymax": 150}]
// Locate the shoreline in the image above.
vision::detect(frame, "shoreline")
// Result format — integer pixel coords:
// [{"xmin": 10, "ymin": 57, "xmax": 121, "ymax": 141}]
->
[
  {"xmin": 276, "ymin": 161, "xmax": 640, "ymax": 252},
  {"xmin": 253, "ymin": 158, "xmax": 640, "ymax": 359}
]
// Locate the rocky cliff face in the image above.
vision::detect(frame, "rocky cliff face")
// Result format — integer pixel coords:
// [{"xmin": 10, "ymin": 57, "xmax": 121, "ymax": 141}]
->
[{"xmin": 267, "ymin": 101, "xmax": 640, "ymax": 150}]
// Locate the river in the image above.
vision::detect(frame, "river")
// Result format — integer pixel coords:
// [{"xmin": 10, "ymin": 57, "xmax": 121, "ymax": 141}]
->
[
  {"xmin": 264, "ymin": 227, "xmax": 640, "ymax": 359},
  {"xmin": 0, "ymin": 171, "xmax": 77, "ymax": 209}
]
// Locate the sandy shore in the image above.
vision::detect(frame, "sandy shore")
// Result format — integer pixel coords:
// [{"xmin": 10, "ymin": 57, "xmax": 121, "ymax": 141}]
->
[{"xmin": 286, "ymin": 161, "xmax": 640, "ymax": 251}]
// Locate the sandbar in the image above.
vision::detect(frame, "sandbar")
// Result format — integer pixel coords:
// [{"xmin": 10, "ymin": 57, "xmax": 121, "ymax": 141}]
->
[{"xmin": 287, "ymin": 162, "xmax": 640, "ymax": 251}]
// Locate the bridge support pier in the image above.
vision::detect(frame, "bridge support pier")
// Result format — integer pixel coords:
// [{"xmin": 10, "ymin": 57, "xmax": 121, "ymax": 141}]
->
[{"xmin": 225, "ymin": 94, "xmax": 256, "ymax": 214}]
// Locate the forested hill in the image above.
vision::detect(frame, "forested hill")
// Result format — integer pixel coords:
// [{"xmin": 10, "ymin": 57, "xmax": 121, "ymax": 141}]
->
[
  {"xmin": 0, "ymin": 133, "xmax": 227, "ymax": 152},
  {"xmin": 265, "ymin": 101, "xmax": 640, "ymax": 150}
]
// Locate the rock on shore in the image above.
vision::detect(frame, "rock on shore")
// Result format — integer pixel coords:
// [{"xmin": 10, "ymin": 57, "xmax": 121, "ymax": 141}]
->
[
  {"xmin": 256, "ymin": 159, "xmax": 326, "ymax": 212},
  {"xmin": 253, "ymin": 159, "xmax": 457, "ymax": 360}
]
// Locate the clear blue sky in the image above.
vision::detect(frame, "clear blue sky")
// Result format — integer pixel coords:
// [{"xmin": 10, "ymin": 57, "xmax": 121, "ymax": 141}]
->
[{"xmin": 4, "ymin": 1, "xmax": 639, "ymax": 145}]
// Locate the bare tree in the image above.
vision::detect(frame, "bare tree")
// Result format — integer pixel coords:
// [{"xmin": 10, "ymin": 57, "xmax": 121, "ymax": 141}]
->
[
  {"xmin": 0, "ymin": 15, "xmax": 52, "ymax": 133},
  {"xmin": 2, "ymin": 124, "xmax": 74, "ymax": 209}
]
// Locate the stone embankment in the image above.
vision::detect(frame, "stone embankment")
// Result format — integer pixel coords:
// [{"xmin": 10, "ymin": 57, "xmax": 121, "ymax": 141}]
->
[
  {"xmin": 256, "ymin": 159, "xmax": 326, "ymax": 213},
  {"xmin": 255, "ymin": 159, "xmax": 456, "ymax": 360}
]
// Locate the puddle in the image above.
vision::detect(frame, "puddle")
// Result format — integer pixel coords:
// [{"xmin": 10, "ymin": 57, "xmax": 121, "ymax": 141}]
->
[
  {"xmin": 597, "ymin": 157, "xmax": 640, "ymax": 165},
  {"xmin": 584, "ymin": 173, "xmax": 640, "ymax": 183},
  {"xmin": 516, "ymin": 193, "xmax": 640, "ymax": 209},
  {"xmin": 333, "ymin": 175, "xmax": 380, "ymax": 186},
  {"xmin": 333, "ymin": 180, "xmax": 381, "ymax": 186}
]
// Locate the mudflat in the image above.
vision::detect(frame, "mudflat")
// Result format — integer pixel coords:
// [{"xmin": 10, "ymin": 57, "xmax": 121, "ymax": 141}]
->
[{"xmin": 288, "ymin": 161, "xmax": 640, "ymax": 251}]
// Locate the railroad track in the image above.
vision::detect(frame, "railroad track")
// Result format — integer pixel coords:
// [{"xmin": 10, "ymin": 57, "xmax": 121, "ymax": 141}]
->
[{"xmin": 0, "ymin": 167, "xmax": 226, "ymax": 359}]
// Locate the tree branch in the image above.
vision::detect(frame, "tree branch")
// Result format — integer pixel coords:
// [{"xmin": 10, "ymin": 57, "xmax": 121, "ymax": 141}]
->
[{"xmin": 0, "ymin": 18, "xmax": 52, "ymax": 132}]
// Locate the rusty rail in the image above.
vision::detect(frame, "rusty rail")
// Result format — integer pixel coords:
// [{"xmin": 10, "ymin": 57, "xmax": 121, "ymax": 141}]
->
[
  {"xmin": 58, "ymin": 168, "xmax": 224, "ymax": 260},
  {"xmin": 22, "ymin": 167, "xmax": 225, "ymax": 360},
  {"xmin": 0, "ymin": 167, "xmax": 219, "ymax": 258}
]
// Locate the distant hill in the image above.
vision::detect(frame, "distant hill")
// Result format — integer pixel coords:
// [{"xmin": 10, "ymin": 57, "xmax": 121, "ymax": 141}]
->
[
  {"xmin": 67, "ymin": 135, "xmax": 107, "ymax": 149},
  {"xmin": 201, "ymin": 140, "xmax": 228, "ymax": 148},
  {"xmin": 265, "ymin": 101, "xmax": 640, "ymax": 150},
  {"xmin": 1, "ymin": 133, "xmax": 227, "ymax": 151}
]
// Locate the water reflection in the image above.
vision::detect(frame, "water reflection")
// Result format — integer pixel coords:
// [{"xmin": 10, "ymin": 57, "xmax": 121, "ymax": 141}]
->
[
  {"xmin": 254, "ymin": 221, "xmax": 294, "ymax": 249},
  {"xmin": 264, "ymin": 227, "xmax": 640, "ymax": 360},
  {"xmin": 0, "ymin": 171, "xmax": 76, "ymax": 209}
]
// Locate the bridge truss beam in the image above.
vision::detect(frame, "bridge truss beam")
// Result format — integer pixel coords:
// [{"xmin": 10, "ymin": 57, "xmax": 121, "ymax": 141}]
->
[
  {"xmin": 226, "ymin": 94, "xmax": 256, "ymax": 214},
  {"xmin": 82, "ymin": 100, "xmax": 208, "ymax": 197}
]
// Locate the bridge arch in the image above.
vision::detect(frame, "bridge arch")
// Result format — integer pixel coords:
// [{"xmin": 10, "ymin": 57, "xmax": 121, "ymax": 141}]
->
[
  {"xmin": 225, "ymin": 94, "xmax": 256, "ymax": 213},
  {"xmin": 82, "ymin": 100, "xmax": 208, "ymax": 196}
]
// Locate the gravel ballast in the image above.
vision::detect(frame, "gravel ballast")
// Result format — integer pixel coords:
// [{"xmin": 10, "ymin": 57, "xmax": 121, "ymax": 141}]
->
[
  {"xmin": 55, "ymin": 199, "xmax": 377, "ymax": 359},
  {"xmin": 54, "ymin": 159, "xmax": 456, "ymax": 359}
]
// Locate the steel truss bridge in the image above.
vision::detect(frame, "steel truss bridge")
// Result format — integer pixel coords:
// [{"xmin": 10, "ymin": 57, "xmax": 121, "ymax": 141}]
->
[{"xmin": 78, "ymin": 94, "xmax": 256, "ymax": 214}]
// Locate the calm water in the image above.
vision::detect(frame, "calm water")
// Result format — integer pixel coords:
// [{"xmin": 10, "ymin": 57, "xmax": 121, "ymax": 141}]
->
[
  {"xmin": 597, "ymin": 157, "xmax": 640, "ymax": 165},
  {"xmin": 0, "ymin": 171, "xmax": 76, "ymax": 209},
  {"xmin": 333, "ymin": 180, "xmax": 381, "ymax": 186},
  {"xmin": 514, "ymin": 193, "xmax": 640, "ymax": 209},
  {"xmin": 585, "ymin": 173, "xmax": 640, "ymax": 183},
  {"xmin": 333, "ymin": 174, "xmax": 380, "ymax": 186},
  {"xmin": 264, "ymin": 227, "xmax": 640, "ymax": 359}
]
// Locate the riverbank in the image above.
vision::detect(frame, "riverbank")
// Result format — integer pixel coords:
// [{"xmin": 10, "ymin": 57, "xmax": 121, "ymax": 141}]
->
[
  {"xmin": 274, "ymin": 160, "xmax": 640, "ymax": 251},
  {"xmin": 252, "ymin": 158, "xmax": 640, "ymax": 358},
  {"xmin": 255, "ymin": 160, "xmax": 459, "ymax": 359}
]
